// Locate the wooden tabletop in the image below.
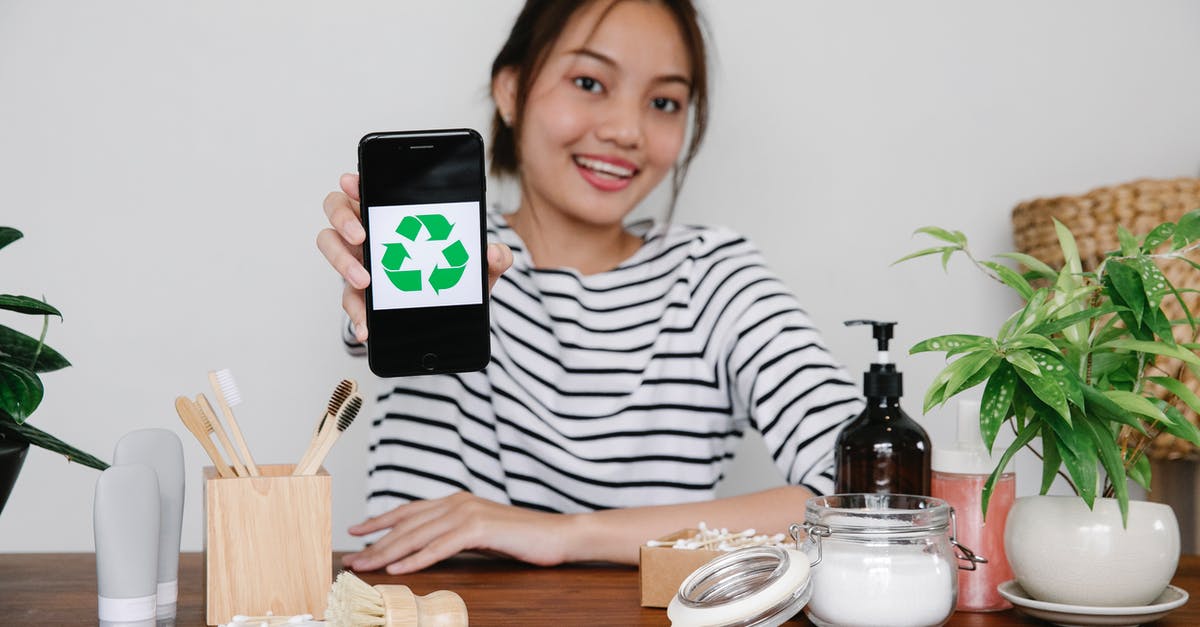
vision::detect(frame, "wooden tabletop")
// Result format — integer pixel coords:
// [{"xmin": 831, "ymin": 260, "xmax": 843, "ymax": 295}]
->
[{"xmin": 0, "ymin": 552, "xmax": 1195, "ymax": 625}]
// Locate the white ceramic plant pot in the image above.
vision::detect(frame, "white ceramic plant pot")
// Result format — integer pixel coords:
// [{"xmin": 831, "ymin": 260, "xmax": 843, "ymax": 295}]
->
[{"xmin": 1004, "ymin": 495, "xmax": 1180, "ymax": 606}]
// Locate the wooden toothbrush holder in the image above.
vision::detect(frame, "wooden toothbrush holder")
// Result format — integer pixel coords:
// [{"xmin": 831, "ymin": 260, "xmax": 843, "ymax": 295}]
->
[{"xmin": 203, "ymin": 464, "xmax": 332, "ymax": 625}]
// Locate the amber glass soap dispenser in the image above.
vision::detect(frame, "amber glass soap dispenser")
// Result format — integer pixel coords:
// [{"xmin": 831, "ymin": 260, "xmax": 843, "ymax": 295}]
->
[{"xmin": 835, "ymin": 320, "xmax": 931, "ymax": 495}]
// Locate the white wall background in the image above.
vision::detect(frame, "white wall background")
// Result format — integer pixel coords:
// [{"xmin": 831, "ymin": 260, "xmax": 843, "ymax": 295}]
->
[{"xmin": 1, "ymin": 0, "xmax": 1198, "ymax": 552}]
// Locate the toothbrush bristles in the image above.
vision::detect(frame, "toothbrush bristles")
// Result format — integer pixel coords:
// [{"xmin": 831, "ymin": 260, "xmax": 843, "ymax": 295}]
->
[
  {"xmin": 328, "ymin": 379, "xmax": 353, "ymax": 415},
  {"xmin": 194, "ymin": 403, "xmax": 215, "ymax": 433},
  {"xmin": 337, "ymin": 396, "xmax": 363, "ymax": 432},
  {"xmin": 214, "ymin": 368, "xmax": 242, "ymax": 406}
]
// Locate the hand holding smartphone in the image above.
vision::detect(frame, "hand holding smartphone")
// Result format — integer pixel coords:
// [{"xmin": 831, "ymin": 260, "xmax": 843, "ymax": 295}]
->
[{"xmin": 357, "ymin": 129, "xmax": 490, "ymax": 377}]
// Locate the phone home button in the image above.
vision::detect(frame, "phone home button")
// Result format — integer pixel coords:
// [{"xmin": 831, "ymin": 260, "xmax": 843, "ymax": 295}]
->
[{"xmin": 421, "ymin": 353, "xmax": 437, "ymax": 371}]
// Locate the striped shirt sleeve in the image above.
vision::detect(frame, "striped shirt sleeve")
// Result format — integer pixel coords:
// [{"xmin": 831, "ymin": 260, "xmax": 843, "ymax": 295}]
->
[{"xmin": 713, "ymin": 235, "xmax": 863, "ymax": 495}]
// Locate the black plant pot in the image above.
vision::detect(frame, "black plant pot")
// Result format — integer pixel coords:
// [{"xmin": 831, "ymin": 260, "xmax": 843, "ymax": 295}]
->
[{"xmin": 0, "ymin": 436, "xmax": 30, "ymax": 516}]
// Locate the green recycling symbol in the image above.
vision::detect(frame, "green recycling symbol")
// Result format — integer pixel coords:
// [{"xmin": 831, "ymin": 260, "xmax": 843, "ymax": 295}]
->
[{"xmin": 379, "ymin": 213, "xmax": 469, "ymax": 293}]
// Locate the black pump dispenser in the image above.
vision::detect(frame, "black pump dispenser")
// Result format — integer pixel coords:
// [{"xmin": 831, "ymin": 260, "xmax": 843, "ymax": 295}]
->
[
  {"xmin": 845, "ymin": 319, "xmax": 903, "ymax": 398},
  {"xmin": 835, "ymin": 319, "xmax": 932, "ymax": 496}
]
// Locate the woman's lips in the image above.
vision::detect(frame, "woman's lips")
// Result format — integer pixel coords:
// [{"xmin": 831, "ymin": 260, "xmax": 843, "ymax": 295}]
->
[{"xmin": 574, "ymin": 155, "xmax": 637, "ymax": 192}]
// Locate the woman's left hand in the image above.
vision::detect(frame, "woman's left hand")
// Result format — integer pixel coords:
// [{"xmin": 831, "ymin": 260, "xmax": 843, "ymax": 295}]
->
[{"xmin": 342, "ymin": 492, "xmax": 575, "ymax": 574}]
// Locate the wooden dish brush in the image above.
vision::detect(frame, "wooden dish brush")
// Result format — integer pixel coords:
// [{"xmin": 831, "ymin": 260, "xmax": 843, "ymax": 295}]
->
[{"xmin": 326, "ymin": 571, "xmax": 468, "ymax": 626}]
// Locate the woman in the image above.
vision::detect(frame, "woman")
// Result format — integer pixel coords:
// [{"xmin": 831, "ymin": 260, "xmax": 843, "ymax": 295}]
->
[{"xmin": 317, "ymin": 0, "xmax": 862, "ymax": 575}]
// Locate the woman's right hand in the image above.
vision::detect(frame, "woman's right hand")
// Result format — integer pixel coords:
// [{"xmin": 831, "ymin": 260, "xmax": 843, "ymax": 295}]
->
[{"xmin": 317, "ymin": 173, "xmax": 512, "ymax": 343}]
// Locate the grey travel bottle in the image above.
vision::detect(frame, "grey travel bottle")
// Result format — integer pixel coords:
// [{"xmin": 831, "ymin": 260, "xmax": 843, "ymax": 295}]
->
[
  {"xmin": 113, "ymin": 429, "xmax": 185, "ymax": 622},
  {"xmin": 94, "ymin": 463, "xmax": 160, "ymax": 626}
]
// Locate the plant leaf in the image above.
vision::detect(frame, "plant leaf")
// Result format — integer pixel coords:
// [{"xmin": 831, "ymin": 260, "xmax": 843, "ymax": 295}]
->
[
  {"xmin": 0, "ymin": 420, "xmax": 108, "ymax": 470},
  {"xmin": 893, "ymin": 245, "xmax": 956, "ymax": 266},
  {"xmin": 981, "ymin": 261, "xmax": 1034, "ymax": 300},
  {"xmin": 1142, "ymin": 222, "xmax": 1176, "ymax": 253},
  {"xmin": 1038, "ymin": 426, "xmax": 1062, "ymax": 494},
  {"xmin": 1103, "ymin": 260, "xmax": 1147, "ymax": 327},
  {"xmin": 1081, "ymin": 385, "xmax": 1148, "ymax": 436},
  {"xmin": 909, "ymin": 334, "xmax": 991, "ymax": 355},
  {"xmin": 982, "ymin": 422, "xmax": 1038, "ymax": 519},
  {"xmin": 1006, "ymin": 350, "xmax": 1042, "ymax": 376},
  {"xmin": 994, "ymin": 252, "xmax": 1057, "ymax": 280},
  {"xmin": 1015, "ymin": 359, "xmax": 1071, "ymax": 424},
  {"xmin": 0, "ymin": 295, "xmax": 61, "ymax": 318},
  {"xmin": 912, "ymin": 226, "xmax": 967, "ymax": 246},
  {"xmin": 0, "ymin": 227, "xmax": 21, "ymax": 251},
  {"xmin": 1101, "ymin": 389, "xmax": 1168, "ymax": 423},
  {"xmin": 1004, "ymin": 334, "xmax": 1061, "ymax": 354},
  {"xmin": 0, "ymin": 324, "xmax": 70, "ymax": 372},
  {"xmin": 1080, "ymin": 413, "xmax": 1129, "ymax": 525},
  {"xmin": 1128, "ymin": 453, "xmax": 1152, "ymax": 492},
  {"xmin": 942, "ymin": 351, "xmax": 1000, "ymax": 401},
  {"xmin": 1098, "ymin": 338, "xmax": 1200, "ymax": 367},
  {"xmin": 0, "ymin": 361, "xmax": 43, "ymax": 423},
  {"xmin": 1164, "ymin": 278, "xmax": 1197, "ymax": 333},
  {"xmin": 980, "ymin": 363, "xmax": 1017, "ymax": 451},
  {"xmin": 1173, "ymin": 209, "xmax": 1200, "ymax": 248},
  {"xmin": 1118, "ymin": 226, "xmax": 1140, "ymax": 256},
  {"xmin": 1147, "ymin": 376, "xmax": 1200, "ymax": 418},
  {"xmin": 1030, "ymin": 302, "xmax": 1122, "ymax": 337},
  {"xmin": 1157, "ymin": 401, "xmax": 1200, "ymax": 449},
  {"xmin": 1127, "ymin": 257, "xmax": 1171, "ymax": 310}
]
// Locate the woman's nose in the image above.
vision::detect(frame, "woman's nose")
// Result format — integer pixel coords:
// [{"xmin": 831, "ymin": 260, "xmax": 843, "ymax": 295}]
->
[{"xmin": 596, "ymin": 99, "xmax": 643, "ymax": 149}]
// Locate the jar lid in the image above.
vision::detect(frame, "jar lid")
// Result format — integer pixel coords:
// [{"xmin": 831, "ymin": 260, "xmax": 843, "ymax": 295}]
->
[
  {"xmin": 667, "ymin": 546, "xmax": 812, "ymax": 627},
  {"xmin": 805, "ymin": 493, "xmax": 951, "ymax": 534}
]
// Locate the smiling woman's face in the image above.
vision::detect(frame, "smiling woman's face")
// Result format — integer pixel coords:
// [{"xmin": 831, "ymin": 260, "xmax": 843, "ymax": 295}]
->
[{"xmin": 496, "ymin": 0, "xmax": 692, "ymax": 229}]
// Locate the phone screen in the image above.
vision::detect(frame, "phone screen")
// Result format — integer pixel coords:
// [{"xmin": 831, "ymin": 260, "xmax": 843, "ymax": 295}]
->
[{"xmin": 358, "ymin": 129, "xmax": 489, "ymax": 377}]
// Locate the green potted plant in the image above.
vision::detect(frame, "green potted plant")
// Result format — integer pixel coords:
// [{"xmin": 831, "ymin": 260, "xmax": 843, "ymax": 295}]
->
[
  {"xmin": 1, "ymin": 227, "xmax": 108, "ymax": 515},
  {"xmin": 900, "ymin": 211, "xmax": 1200, "ymax": 607}
]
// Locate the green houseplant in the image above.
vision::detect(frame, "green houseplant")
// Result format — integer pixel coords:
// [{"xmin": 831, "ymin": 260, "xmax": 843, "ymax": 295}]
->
[
  {"xmin": 900, "ymin": 211, "xmax": 1200, "ymax": 605},
  {"xmin": 1, "ymin": 227, "xmax": 108, "ymax": 513}
]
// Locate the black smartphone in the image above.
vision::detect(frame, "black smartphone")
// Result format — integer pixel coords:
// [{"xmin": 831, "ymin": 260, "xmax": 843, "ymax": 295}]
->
[{"xmin": 358, "ymin": 129, "xmax": 489, "ymax": 377}]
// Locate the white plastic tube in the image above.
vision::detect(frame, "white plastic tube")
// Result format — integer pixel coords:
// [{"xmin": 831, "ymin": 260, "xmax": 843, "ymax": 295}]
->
[
  {"xmin": 113, "ymin": 429, "xmax": 185, "ymax": 620},
  {"xmin": 94, "ymin": 464, "xmax": 159, "ymax": 627}
]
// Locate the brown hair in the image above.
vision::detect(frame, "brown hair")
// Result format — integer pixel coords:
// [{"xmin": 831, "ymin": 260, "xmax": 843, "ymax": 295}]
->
[{"xmin": 489, "ymin": 0, "xmax": 710, "ymax": 215}]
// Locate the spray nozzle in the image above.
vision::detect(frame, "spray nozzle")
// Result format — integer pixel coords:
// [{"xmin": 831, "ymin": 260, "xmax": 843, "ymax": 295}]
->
[{"xmin": 844, "ymin": 319, "xmax": 897, "ymax": 352}]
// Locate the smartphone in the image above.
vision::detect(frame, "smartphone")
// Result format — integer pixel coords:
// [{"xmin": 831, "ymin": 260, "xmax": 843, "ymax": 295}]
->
[{"xmin": 358, "ymin": 129, "xmax": 489, "ymax": 377}]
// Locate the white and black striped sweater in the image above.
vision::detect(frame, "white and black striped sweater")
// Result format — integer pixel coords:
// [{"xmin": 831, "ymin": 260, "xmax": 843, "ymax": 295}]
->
[{"xmin": 346, "ymin": 211, "xmax": 863, "ymax": 517}]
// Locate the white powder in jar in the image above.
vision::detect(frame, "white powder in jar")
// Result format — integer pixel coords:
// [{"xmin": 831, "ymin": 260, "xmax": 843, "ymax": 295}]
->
[{"xmin": 805, "ymin": 540, "xmax": 955, "ymax": 627}]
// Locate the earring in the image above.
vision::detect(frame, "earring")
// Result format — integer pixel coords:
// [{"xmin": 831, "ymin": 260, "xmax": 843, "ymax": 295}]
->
[{"xmin": 502, "ymin": 113, "xmax": 512, "ymax": 127}]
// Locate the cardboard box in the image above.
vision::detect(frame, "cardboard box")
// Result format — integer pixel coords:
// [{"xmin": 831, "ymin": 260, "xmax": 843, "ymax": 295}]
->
[
  {"xmin": 203, "ymin": 464, "xmax": 332, "ymax": 625},
  {"xmin": 638, "ymin": 529, "xmax": 722, "ymax": 608}
]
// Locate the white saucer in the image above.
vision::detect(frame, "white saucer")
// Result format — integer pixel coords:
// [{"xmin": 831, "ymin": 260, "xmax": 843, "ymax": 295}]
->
[{"xmin": 997, "ymin": 580, "xmax": 1189, "ymax": 627}]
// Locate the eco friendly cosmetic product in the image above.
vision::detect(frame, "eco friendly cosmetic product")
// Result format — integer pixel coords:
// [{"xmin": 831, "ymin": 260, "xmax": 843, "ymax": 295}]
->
[
  {"xmin": 94, "ymin": 464, "xmax": 160, "ymax": 627},
  {"xmin": 836, "ymin": 320, "xmax": 931, "ymax": 495},
  {"xmin": 932, "ymin": 399, "xmax": 1015, "ymax": 612},
  {"xmin": 801, "ymin": 494, "xmax": 976, "ymax": 627},
  {"xmin": 113, "ymin": 429, "xmax": 185, "ymax": 621}
]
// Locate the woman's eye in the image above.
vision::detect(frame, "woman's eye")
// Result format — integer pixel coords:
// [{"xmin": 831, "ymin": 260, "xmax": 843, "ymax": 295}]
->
[
  {"xmin": 573, "ymin": 76, "xmax": 602, "ymax": 93},
  {"xmin": 652, "ymin": 97, "xmax": 680, "ymax": 113}
]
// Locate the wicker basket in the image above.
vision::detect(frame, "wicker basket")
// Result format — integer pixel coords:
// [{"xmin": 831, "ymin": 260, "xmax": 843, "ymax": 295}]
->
[{"xmin": 1011, "ymin": 177, "xmax": 1200, "ymax": 461}]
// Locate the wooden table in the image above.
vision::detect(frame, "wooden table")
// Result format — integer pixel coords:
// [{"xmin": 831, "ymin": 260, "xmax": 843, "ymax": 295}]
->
[{"xmin": 0, "ymin": 552, "xmax": 1195, "ymax": 625}]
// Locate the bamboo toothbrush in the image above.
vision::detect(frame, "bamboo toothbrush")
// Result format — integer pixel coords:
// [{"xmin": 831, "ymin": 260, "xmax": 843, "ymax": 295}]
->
[
  {"xmin": 297, "ymin": 379, "xmax": 357, "ymax": 472},
  {"xmin": 296, "ymin": 393, "xmax": 362, "ymax": 475},
  {"xmin": 325, "ymin": 570, "xmax": 467, "ymax": 627},
  {"xmin": 210, "ymin": 368, "xmax": 260, "ymax": 476},
  {"xmin": 174, "ymin": 396, "xmax": 235, "ymax": 478},
  {"xmin": 195, "ymin": 393, "xmax": 249, "ymax": 477}
]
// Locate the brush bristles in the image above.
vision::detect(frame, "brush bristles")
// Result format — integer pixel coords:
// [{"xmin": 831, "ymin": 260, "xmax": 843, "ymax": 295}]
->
[
  {"xmin": 337, "ymin": 395, "xmax": 363, "ymax": 432},
  {"xmin": 194, "ymin": 402, "xmax": 215, "ymax": 433},
  {"xmin": 328, "ymin": 379, "xmax": 354, "ymax": 415},
  {"xmin": 214, "ymin": 368, "xmax": 242, "ymax": 406},
  {"xmin": 326, "ymin": 571, "xmax": 385, "ymax": 627}
]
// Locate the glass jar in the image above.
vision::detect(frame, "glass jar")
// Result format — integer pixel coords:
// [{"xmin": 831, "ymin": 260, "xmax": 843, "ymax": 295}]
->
[{"xmin": 798, "ymin": 494, "xmax": 982, "ymax": 627}]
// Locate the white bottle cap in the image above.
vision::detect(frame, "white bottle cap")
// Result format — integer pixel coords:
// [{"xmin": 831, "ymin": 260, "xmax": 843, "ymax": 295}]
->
[{"xmin": 931, "ymin": 399, "xmax": 1003, "ymax": 475}]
